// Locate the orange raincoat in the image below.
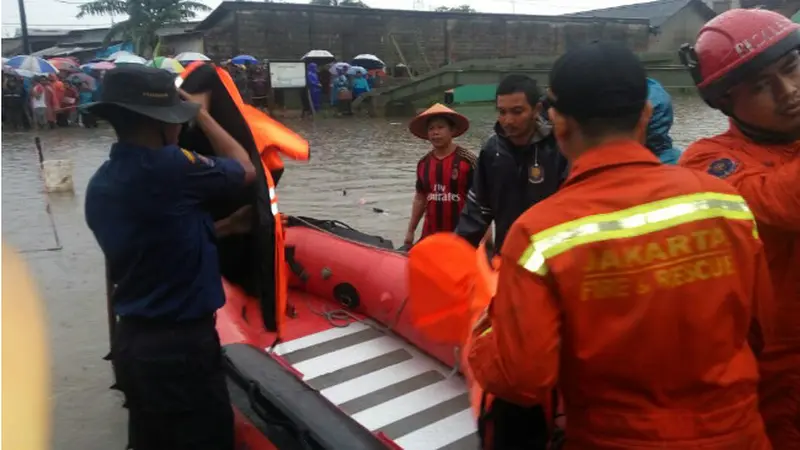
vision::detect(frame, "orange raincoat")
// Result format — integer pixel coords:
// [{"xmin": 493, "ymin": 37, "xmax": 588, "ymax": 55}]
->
[
  {"xmin": 680, "ymin": 124, "xmax": 800, "ymax": 449},
  {"xmin": 468, "ymin": 141, "xmax": 773, "ymax": 449}
]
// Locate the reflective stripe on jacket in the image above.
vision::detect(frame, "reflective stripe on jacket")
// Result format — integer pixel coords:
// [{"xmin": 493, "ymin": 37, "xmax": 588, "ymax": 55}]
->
[{"xmin": 468, "ymin": 141, "xmax": 772, "ymax": 449}]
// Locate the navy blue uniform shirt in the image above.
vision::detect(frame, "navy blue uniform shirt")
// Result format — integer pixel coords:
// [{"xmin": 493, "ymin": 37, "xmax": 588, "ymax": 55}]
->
[{"xmin": 85, "ymin": 143, "xmax": 246, "ymax": 321}]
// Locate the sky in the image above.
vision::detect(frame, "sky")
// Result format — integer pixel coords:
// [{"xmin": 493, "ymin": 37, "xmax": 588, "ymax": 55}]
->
[{"xmin": 1, "ymin": 0, "xmax": 654, "ymax": 37}]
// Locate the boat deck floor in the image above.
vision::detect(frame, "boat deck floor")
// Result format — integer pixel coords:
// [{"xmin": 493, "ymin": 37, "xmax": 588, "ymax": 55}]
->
[{"xmin": 272, "ymin": 321, "xmax": 479, "ymax": 450}]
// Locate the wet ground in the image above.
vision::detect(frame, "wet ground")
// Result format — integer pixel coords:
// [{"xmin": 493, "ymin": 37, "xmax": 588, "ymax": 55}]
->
[{"xmin": 2, "ymin": 98, "xmax": 727, "ymax": 450}]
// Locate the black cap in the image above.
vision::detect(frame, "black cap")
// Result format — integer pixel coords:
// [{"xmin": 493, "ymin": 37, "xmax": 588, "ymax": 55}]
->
[
  {"xmin": 549, "ymin": 42, "xmax": 647, "ymax": 120},
  {"xmin": 86, "ymin": 64, "xmax": 199, "ymax": 124}
]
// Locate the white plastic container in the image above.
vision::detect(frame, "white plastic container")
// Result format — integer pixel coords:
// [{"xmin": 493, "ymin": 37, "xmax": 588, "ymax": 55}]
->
[{"xmin": 42, "ymin": 159, "xmax": 74, "ymax": 193}]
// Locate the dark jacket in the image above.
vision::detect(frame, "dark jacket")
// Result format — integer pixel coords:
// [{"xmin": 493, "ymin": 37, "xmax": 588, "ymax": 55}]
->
[{"xmin": 455, "ymin": 119, "xmax": 569, "ymax": 251}]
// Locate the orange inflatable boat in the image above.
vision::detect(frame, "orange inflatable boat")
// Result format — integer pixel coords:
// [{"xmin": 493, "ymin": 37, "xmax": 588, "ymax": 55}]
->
[
  {"xmin": 217, "ymin": 218, "xmax": 482, "ymax": 449},
  {"xmin": 172, "ymin": 62, "xmax": 480, "ymax": 450}
]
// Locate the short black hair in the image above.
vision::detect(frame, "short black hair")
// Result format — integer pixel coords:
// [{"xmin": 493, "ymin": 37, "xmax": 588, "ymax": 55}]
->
[
  {"xmin": 574, "ymin": 112, "xmax": 642, "ymax": 140},
  {"xmin": 496, "ymin": 74, "xmax": 543, "ymax": 107}
]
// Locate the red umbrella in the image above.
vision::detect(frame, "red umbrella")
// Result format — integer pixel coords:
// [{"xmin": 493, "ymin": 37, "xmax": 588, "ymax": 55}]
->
[{"xmin": 48, "ymin": 58, "xmax": 80, "ymax": 72}]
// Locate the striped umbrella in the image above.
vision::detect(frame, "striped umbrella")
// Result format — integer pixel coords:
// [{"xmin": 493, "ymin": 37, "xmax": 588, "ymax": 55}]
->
[
  {"xmin": 148, "ymin": 57, "xmax": 184, "ymax": 74},
  {"xmin": 5, "ymin": 55, "xmax": 58, "ymax": 75},
  {"xmin": 174, "ymin": 52, "xmax": 210, "ymax": 63}
]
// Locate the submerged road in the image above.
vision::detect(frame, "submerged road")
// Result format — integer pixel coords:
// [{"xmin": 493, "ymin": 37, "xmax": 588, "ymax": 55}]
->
[{"xmin": 1, "ymin": 98, "xmax": 726, "ymax": 449}]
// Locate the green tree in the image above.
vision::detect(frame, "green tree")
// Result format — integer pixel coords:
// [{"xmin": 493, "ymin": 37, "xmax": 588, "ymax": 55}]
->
[
  {"xmin": 310, "ymin": 0, "xmax": 369, "ymax": 7},
  {"xmin": 435, "ymin": 4, "xmax": 475, "ymax": 12},
  {"xmin": 76, "ymin": 0, "xmax": 210, "ymax": 56}
]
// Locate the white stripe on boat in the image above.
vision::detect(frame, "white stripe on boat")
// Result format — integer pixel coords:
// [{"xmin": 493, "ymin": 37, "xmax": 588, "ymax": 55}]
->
[
  {"xmin": 272, "ymin": 321, "xmax": 478, "ymax": 449},
  {"xmin": 292, "ymin": 335, "xmax": 405, "ymax": 380},
  {"xmin": 352, "ymin": 377, "xmax": 465, "ymax": 431},
  {"xmin": 272, "ymin": 322, "xmax": 370, "ymax": 355},
  {"xmin": 394, "ymin": 409, "xmax": 477, "ymax": 450},
  {"xmin": 320, "ymin": 357, "xmax": 431, "ymax": 405}
]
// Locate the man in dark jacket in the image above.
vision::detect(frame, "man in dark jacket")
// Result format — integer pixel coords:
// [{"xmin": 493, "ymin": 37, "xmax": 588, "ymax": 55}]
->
[
  {"xmin": 455, "ymin": 74, "xmax": 569, "ymax": 251},
  {"xmin": 455, "ymin": 74, "xmax": 569, "ymax": 450}
]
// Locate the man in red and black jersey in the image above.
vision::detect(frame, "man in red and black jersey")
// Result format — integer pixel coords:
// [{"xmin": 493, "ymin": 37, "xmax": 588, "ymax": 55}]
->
[{"xmin": 405, "ymin": 104, "xmax": 477, "ymax": 246}]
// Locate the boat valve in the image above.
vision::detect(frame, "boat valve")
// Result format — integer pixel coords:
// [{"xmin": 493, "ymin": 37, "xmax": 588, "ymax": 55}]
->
[{"xmin": 321, "ymin": 267, "xmax": 332, "ymax": 280}]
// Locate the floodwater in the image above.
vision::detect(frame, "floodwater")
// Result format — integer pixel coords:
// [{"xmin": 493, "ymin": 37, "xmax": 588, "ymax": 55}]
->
[{"xmin": 2, "ymin": 97, "xmax": 727, "ymax": 450}]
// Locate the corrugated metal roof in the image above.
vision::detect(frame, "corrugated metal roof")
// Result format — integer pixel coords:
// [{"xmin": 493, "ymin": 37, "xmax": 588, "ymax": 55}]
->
[
  {"xmin": 566, "ymin": 0, "xmax": 715, "ymax": 28},
  {"xmin": 30, "ymin": 46, "xmax": 97, "ymax": 57}
]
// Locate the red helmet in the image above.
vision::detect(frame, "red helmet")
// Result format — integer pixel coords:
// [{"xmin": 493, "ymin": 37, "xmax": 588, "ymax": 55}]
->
[{"xmin": 679, "ymin": 8, "xmax": 800, "ymax": 107}]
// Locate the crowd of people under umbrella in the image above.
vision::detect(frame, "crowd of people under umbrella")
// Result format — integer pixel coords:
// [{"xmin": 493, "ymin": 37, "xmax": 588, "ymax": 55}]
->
[
  {"xmin": 300, "ymin": 51, "xmax": 387, "ymax": 116},
  {"xmin": 1, "ymin": 51, "xmax": 213, "ymax": 131},
  {"xmin": 1, "ymin": 49, "xmax": 392, "ymax": 128}
]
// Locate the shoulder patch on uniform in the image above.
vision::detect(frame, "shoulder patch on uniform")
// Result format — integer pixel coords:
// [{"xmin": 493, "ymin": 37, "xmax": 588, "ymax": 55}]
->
[
  {"xmin": 181, "ymin": 148, "xmax": 214, "ymax": 167},
  {"xmin": 707, "ymin": 158, "xmax": 738, "ymax": 179},
  {"xmin": 180, "ymin": 148, "xmax": 196, "ymax": 163}
]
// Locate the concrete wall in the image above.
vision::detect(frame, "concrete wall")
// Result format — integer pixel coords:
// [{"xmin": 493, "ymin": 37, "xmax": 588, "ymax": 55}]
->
[
  {"xmin": 201, "ymin": 4, "xmax": 652, "ymax": 71},
  {"xmin": 161, "ymin": 33, "xmax": 204, "ymax": 55},
  {"xmin": 648, "ymin": 4, "xmax": 710, "ymax": 52}
]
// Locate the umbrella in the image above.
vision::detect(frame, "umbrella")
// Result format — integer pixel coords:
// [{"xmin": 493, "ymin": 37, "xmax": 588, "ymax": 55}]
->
[
  {"xmin": 347, "ymin": 65, "xmax": 367, "ymax": 76},
  {"xmin": 329, "ymin": 62, "xmax": 351, "ymax": 74},
  {"xmin": 81, "ymin": 61, "xmax": 115, "ymax": 71},
  {"xmin": 174, "ymin": 52, "xmax": 210, "ymax": 63},
  {"xmin": 48, "ymin": 58, "xmax": 80, "ymax": 72},
  {"xmin": 148, "ymin": 57, "xmax": 184, "ymax": 74},
  {"xmin": 231, "ymin": 54, "xmax": 258, "ymax": 65},
  {"xmin": 351, "ymin": 54, "xmax": 385, "ymax": 70},
  {"xmin": 302, "ymin": 49, "xmax": 336, "ymax": 65},
  {"xmin": 66, "ymin": 72, "xmax": 96, "ymax": 90},
  {"xmin": 114, "ymin": 53, "xmax": 147, "ymax": 65},
  {"xmin": 106, "ymin": 51, "xmax": 134, "ymax": 61},
  {"xmin": 5, "ymin": 55, "xmax": 58, "ymax": 75}
]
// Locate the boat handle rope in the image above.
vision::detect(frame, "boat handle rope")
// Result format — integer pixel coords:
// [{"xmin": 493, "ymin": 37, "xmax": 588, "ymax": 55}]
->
[{"xmin": 245, "ymin": 381, "xmax": 316, "ymax": 450}]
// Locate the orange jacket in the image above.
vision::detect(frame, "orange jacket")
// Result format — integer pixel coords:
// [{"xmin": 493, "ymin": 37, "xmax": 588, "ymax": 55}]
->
[
  {"xmin": 680, "ymin": 124, "xmax": 800, "ymax": 449},
  {"xmin": 468, "ymin": 141, "xmax": 772, "ymax": 450}
]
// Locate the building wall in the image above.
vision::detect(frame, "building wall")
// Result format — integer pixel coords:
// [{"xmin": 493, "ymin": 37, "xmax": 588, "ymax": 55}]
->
[
  {"xmin": 202, "ymin": 6, "xmax": 652, "ymax": 71},
  {"xmin": 162, "ymin": 34, "xmax": 204, "ymax": 55},
  {"xmin": 648, "ymin": 5, "xmax": 710, "ymax": 52}
]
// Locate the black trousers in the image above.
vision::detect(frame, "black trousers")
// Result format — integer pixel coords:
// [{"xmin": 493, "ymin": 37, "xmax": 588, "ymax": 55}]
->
[{"xmin": 112, "ymin": 316, "xmax": 234, "ymax": 450}]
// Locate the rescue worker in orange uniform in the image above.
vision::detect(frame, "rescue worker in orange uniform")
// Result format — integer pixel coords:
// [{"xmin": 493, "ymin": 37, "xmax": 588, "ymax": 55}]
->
[
  {"xmin": 678, "ymin": 9, "xmax": 800, "ymax": 448},
  {"xmin": 467, "ymin": 42, "xmax": 774, "ymax": 449}
]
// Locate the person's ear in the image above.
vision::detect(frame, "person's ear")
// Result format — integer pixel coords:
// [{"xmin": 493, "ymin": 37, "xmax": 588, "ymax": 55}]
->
[
  {"xmin": 548, "ymin": 107, "xmax": 569, "ymax": 143},
  {"xmin": 635, "ymin": 101, "xmax": 654, "ymax": 144}
]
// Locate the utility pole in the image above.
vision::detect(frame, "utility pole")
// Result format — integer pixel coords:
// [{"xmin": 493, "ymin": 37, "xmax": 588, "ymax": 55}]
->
[{"xmin": 17, "ymin": 0, "xmax": 31, "ymax": 54}]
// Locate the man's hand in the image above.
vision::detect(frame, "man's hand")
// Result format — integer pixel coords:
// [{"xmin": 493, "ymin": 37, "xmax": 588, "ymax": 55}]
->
[
  {"xmin": 404, "ymin": 230, "xmax": 415, "ymax": 247},
  {"xmin": 178, "ymin": 89, "xmax": 211, "ymax": 112},
  {"xmin": 227, "ymin": 205, "xmax": 253, "ymax": 234},
  {"xmin": 215, "ymin": 205, "xmax": 253, "ymax": 237}
]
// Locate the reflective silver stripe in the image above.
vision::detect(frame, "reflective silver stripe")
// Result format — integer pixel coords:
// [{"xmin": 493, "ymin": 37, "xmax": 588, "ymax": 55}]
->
[
  {"xmin": 269, "ymin": 187, "xmax": 276, "ymax": 199},
  {"xmin": 519, "ymin": 193, "xmax": 754, "ymax": 275},
  {"xmin": 271, "ymin": 202, "xmax": 279, "ymax": 215}
]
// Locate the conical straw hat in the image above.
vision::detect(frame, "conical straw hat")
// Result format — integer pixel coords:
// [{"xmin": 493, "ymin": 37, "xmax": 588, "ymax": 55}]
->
[{"xmin": 409, "ymin": 103, "xmax": 470, "ymax": 140}]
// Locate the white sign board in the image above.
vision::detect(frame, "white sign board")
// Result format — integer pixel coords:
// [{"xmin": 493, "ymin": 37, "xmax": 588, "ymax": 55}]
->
[{"xmin": 269, "ymin": 62, "xmax": 307, "ymax": 89}]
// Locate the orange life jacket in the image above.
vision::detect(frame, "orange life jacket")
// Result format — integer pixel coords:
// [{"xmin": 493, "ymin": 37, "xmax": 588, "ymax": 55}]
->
[{"xmin": 179, "ymin": 62, "xmax": 291, "ymax": 337}]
